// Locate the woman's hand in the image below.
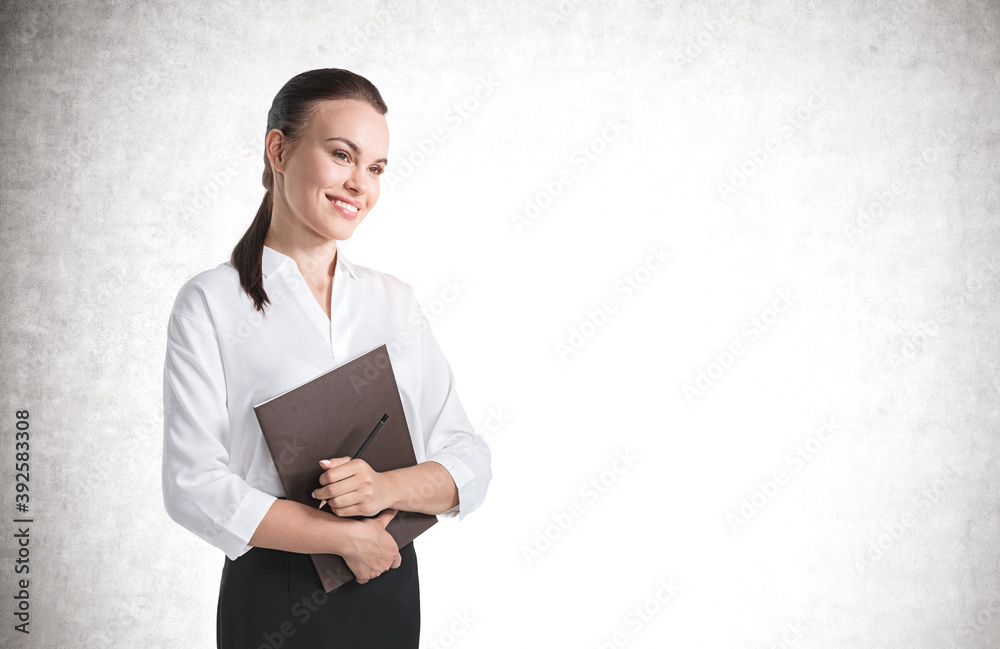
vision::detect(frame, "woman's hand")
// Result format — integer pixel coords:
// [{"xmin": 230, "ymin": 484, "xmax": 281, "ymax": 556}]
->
[
  {"xmin": 342, "ymin": 509, "xmax": 402, "ymax": 584},
  {"xmin": 314, "ymin": 456, "xmax": 396, "ymax": 517}
]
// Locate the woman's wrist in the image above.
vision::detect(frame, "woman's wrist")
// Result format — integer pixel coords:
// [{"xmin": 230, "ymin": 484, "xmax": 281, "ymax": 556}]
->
[
  {"xmin": 323, "ymin": 514, "xmax": 359, "ymax": 556},
  {"xmin": 380, "ymin": 461, "xmax": 458, "ymax": 515},
  {"xmin": 381, "ymin": 469, "xmax": 402, "ymax": 511}
]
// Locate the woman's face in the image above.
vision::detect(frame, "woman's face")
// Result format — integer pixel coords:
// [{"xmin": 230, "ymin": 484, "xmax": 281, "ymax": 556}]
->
[{"xmin": 271, "ymin": 99, "xmax": 389, "ymax": 243}]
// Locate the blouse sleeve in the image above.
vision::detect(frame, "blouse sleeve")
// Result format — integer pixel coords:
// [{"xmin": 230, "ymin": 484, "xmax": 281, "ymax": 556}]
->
[
  {"xmin": 161, "ymin": 309, "xmax": 277, "ymax": 560},
  {"xmin": 410, "ymin": 289, "xmax": 492, "ymax": 520}
]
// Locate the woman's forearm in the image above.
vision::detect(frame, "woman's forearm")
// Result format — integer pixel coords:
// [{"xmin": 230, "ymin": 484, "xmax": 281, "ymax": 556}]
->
[
  {"xmin": 249, "ymin": 498, "xmax": 354, "ymax": 555},
  {"xmin": 385, "ymin": 460, "xmax": 459, "ymax": 515}
]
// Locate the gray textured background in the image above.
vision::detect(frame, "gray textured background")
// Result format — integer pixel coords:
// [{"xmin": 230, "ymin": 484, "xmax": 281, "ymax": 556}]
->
[{"xmin": 2, "ymin": 0, "xmax": 999, "ymax": 647}]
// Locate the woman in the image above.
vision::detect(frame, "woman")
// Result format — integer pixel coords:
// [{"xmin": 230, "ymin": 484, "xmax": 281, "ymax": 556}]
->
[{"xmin": 161, "ymin": 68, "xmax": 492, "ymax": 648}]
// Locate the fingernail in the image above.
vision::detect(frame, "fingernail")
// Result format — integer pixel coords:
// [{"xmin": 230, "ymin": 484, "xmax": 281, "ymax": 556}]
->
[
  {"xmin": 320, "ymin": 460, "xmax": 331, "ymax": 467},
  {"xmin": 311, "ymin": 490, "xmax": 317, "ymax": 498}
]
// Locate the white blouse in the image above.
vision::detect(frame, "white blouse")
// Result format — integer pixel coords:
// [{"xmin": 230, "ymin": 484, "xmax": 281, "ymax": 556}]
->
[{"xmin": 161, "ymin": 244, "xmax": 491, "ymax": 561}]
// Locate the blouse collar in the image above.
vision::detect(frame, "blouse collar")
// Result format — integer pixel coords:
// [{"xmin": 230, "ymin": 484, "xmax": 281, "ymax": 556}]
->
[{"xmin": 262, "ymin": 244, "xmax": 359, "ymax": 281}]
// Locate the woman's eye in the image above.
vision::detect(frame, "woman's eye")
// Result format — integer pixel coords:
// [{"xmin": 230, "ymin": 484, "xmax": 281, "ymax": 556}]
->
[
  {"xmin": 369, "ymin": 166, "xmax": 384, "ymax": 175},
  {"xmin": 333, "ymin": 150, "xmax": 350, "ymax": 161}
]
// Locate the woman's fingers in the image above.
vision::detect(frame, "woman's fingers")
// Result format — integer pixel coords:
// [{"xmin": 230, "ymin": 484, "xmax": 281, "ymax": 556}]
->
[
  {"xmin": 376, "ymin": 508, "xmax": 397, "ymax": 527},
  {"xmin": 317, "ymin": 456, "xmax": 353, "ymax": 480},
  {"xmin": 315, "ymin": 475, "xmax": 361, "ymax": 500},
  {"xmin": 315, "ymin": 460, "xmax": 386, "ymax": 515}
]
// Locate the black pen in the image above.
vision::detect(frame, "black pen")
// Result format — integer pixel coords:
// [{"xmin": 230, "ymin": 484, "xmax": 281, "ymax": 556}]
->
[
  {"xmin": 317, "ymin": 413, "xmax": 388, "ymax": 510},
  {"xmin": 354, "ymin": 413, "xmax": 388, "ymax": 459}
]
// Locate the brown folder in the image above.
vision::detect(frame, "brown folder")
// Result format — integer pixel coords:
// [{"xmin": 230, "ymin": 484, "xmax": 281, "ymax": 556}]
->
[{"xmin": 252, "ymin": 343, "xmax": 437, "ymax": 592}]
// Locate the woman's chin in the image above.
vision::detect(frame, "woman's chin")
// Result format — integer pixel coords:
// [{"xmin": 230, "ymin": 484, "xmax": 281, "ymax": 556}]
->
[{"xmin": 327, "ymin": 222, "xmax": 360, "ymax": 241}]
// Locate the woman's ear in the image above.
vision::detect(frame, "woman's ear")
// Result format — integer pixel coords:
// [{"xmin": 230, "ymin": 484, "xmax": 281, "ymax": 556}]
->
[{"xmin": 265, "ymin": 128, "xmax": 288, "ymax": 175}]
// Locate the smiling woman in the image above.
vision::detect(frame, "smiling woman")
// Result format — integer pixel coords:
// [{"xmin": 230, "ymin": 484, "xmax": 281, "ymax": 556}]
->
[
  {"xmin": 234, "ymin": 72, "xmax": 391, "ymax": 317},
  {"xmin": 161, "ymin": 69, "xmax": 492, "ymax": 649},
  {"xmin": 260, "ymin": 97, "xmax": 390, "ymax": 317}
]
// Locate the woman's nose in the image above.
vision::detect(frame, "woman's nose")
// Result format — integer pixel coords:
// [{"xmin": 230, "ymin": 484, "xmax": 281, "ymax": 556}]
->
[{"xmin": 344, "ymin": 166, "xmax": 367, "ymax": 194}]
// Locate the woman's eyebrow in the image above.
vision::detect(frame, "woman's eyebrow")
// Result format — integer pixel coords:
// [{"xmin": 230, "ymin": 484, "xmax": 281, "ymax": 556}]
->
[{"xmin": 324, "ymin": 136, "xmax": 388, "ymax": 165}]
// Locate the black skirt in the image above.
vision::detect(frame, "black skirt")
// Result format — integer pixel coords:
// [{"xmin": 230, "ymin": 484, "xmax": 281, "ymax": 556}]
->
[{"xmin": 216, "ymin": 540, "xmax": 419, "ymax": 649}]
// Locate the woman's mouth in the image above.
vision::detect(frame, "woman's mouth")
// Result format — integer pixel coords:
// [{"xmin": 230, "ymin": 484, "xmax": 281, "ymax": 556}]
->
[{"xmin": 327, "ymin": 195, "xmax": 360, "ymax": 220}]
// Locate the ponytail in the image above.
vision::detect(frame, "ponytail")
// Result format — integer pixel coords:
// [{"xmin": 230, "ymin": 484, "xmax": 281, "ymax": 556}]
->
[{"xmin": 230, "ymin": 151, "xmax": 275, "ymax": 314}]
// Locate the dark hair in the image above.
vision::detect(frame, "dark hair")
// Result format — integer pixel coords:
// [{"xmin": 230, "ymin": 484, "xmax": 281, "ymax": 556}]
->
[{"xmin": 230, "ymin": 68, "xmax": 388, "ymax": 314}]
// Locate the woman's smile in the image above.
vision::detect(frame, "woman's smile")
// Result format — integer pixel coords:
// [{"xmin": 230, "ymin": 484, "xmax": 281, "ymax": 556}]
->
[{"xmin": 326, "ymin": 194, "xmax": 361, "ymax": 220}]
